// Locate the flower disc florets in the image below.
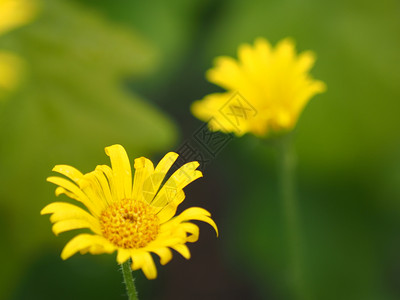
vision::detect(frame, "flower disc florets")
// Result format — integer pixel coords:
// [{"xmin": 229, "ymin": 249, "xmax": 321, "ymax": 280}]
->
[{"xmin": 100, "ymin": 199, "xmax": 159, "ymax": 249}]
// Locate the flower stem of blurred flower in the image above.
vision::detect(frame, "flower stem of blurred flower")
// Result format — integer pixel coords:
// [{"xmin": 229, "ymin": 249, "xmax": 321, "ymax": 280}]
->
[
  {"xmin": 277, "ymin": 133, "xmax": 308, "ymax": 300},
  {"xmin": 121, "ymin": 259, "xmax": 139, "ymax": 300}
]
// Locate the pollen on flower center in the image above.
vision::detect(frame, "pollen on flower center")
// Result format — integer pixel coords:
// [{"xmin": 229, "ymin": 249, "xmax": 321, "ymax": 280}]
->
[{"xmin": 99, "ymin": 199, "xmax": 159, "ymax": 249}]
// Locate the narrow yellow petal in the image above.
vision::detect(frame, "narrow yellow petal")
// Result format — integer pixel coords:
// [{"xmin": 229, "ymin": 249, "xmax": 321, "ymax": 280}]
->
[
  {"xmin": 52, "ymin": 165, "xmax": 84, "ymax": 183},
  {"xmin": 179, "ymin": 223, "xmax": 200, "ymax": 243},
  {"xmin": 151, "ymin": 162, "xmax": 202, "ymax": 209},
  {"xmin": 116, "ymin": 248, "xmax": 131, "ymax": 264},
  {"xmin": 80, "ymin": 171, "xmax": 110, "ymax": 209},
  {"xmin": 156, "ymin": 190, "xmax": 185, "ymax": 224},
  {"xmin": 171, "ymin": 244, "xmax": 191, "ymax": 259},
  {"xmin": 105, "ymin": 144, "xmax": 132, "ymax": 200},
  {"xmin": 132, "ymin": 156, "xmax": 154, "ymax": 202},
  {"xmin": 47, "ymin": 176, "xmax": 100, "ymax": 216},
  {"xmin": 238, "ymin": 43, "xmax": 258, "ymax": 74},
  {"xmin": 254, "ymin": 37, "xmax": 272, "ymax": 58},
  {"xmin": 52, "ymin": 219, "xmax": 100, "ymax": 236},
  {"xmin": 61, "ymin": 234, "xmax": 93, "ymax": 260},
  {"xmin": 86, "ymin": 241, "xmax": 115, "ymax": 255},
  {"xmin": 191, "ymin": 92, "xmax": 247, "ymax": 135},
  {"xmin": 295, "ymin": 50, "xmax": 316, "ymax": 74},
  {"xmin": 137, "ymin": 152, "xmax": 179, "ymax": 204},
  {"xmin": 40, "ymin": 201, "xmax": 88, "ymax": 218},
  {"xmin": 154, "ymin": 152, "xmax": 179, "ymax": 175},
  {"xmin": 92, "ymin": 168, "xmax": 113, "ymax": 205},
  {"xmin": 41, "ymin": 202, "xmax": 100, "ymax": 234},
  {"xmin": 141, "ymin": 254, "xmax": 157, "ymax": 280},
  {"xmin": 61, "ymin": 234, "xmax": 115, "ymax": 260},
  {"xmin": 131, "ymin": 251, "xmax": 157, "ymax": 279},
  {"xmin": 150, "ymin": 247, "xmax": 173, "ymax": 265},
  {"xmin": 96, "ymin": 165, "xmax": 117, "ymax": 201},
  {"xmin": 173, "ymin": 207, "xmax": 219, "ymax": 236},
  {"xmin": 145, "ymin": 235, "xmax": 186, "ymax": 248},
  {"xmin": 207, "ymin": 56, "xmax": 243, "ymax": 90},
  {"xmin": 157, "ymin": 221, "xmax": 200, "ymax": 244},
  {"xmin": 274, "ymin": 38, "xmax": 296, "ymax": 65},
  {"xmin": 130, "ymin": 250, "xmax": 146, "ymax": 270}
]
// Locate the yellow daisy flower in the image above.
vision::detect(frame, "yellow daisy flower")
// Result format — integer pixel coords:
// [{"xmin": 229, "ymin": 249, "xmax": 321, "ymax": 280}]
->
[
  {"xmin": 0, "ymin": 0, "xmax": 37, "ymax": 92},
  {"xmin": 41, "ymin": 144, "xmax": 218, "ymax": 279},
  {"xmin": 191, "ymin": 37, "xmax": 326, "ymax": 137}
]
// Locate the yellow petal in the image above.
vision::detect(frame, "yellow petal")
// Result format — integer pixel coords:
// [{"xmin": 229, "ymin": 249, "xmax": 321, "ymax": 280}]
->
[
  {"xmin": 191, "ymin": 92, "xmax": 249, "ymax": 135},
  {"xmin": 52, "ymin": 219, "xmax": 100, "ymax": 236},
  {"xmin": 158, "ymin": 221, "xmax": 200, "ymax": 244},
  {"xmin": 138, "ymin": 152, "xmax": 179, "ymax": 204},
  {"xmin": 40, "ymin": 202, "xmax": 100, "ymax": 234},
  {"xmin": 61, "ymin": 234, "xmax": 115, "ymax": 260},
  {"xmin": 151, "ymin": 162, "xmax": 202, "ymax": 209},
  {"xmin": 156, "ymin": 190, "xmax": 186, "ymax": 224},
  {"xmin": 173, "ymin": 207, "xmax": 219, "ymax": 236},
  {"xmin": 145, "ymin": 235, "xmax": 185, "ymax": 248},
  {"xmin": 47, "ymin": 176, "xmax": 100, "ymax": 216},
  {"xmin": 295, "ymin": 50, "xmax": 316, "ymax": 74},
  {"xmin": 96, "ymin": 165, "xmax": 117, "ymax": 201},
  {"xmin": 254, "ymin": 37, "xmax": 272, "ymax": 63},
  {"xmin": 130, "ymin": 250, "xmax": 146, "ymax": 270},
  {"xmin": 154, "ymin": 152, "xmax": 179, "ymax": 177},
  {"xmin": 274, "ymin": 38, "xmax": 296, "ymax": 67},
  {"xmin": 171, "ymin": 244, "xmax": 191, "ymax": 259},
  {"xmin": 179, "ymin": 223, "xmax": 200, "ymax": 243},
  {"xmin": 52, "ymin": 165, "xmax": 84, "ymax": 183},
  {"xmin": 92, "ymin": 167, "xmax": 113, "ymax": 205},
  {"xmin": 167, "ymin": 161, "xmax": 202, "ymax": 191},
  {"xmin": 41, "ymin": 201, "xmax": 87, "ymax": 218},
  {"xmin": 132, "ymin": 156, "xmax": 154, "ymax": 202},
  {"xmin": 207, "ymin": 56, "xmax": 243, "ymax": 91},
  {"xmin": 131, "ymin": 251, "xmax": 157, "ymax": 280},
  {"xmin": 238, "ymin": 43, "xmax": 258, "ymax": 74},
  {"xmin": 80, "ymin": 171, "xmax": 111, "ymax": 208},
  {"xmin": 141, "ymin": 256, "xmax": 157, "ymax": 280},
  {"xmin": 116, "ymin": 248, "xmax": 131, "ymax": 264},
  {"xmin": 105, "ymin": 144, "xmax": 132, "ymax": 200},
  {"xmin": 150, "ymin": 247, "xmax": 173, "ymax": 265},
  {"xmin": 85, "ymin": 241, "xmax": 115, "ymax": 255}
]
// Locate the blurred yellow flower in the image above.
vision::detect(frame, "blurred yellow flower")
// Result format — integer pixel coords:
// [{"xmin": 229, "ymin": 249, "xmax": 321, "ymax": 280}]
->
[
  {"xmin": 191, "ymin": 38, "xmax": 326, "ymax": 137},
  {"xmin": 0, "ymin": 0, "xmax": 37, "ymax": 92},
  {"xmin": 0, "ymin": 51, "xmax": 23, "ymax": 91},
  {"xmin": 42, "ymin": 144, "xmax": 218, "ymax": 279}
]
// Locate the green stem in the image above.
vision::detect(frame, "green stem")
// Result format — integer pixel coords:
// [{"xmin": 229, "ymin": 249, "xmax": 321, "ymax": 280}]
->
[
  {"xmin": 121, "ymin": 260, "xmax": 138, "ymax": 300},
  {"xmin": 278, "ymin": 133, "xmax": 308, "ymax": 300}
]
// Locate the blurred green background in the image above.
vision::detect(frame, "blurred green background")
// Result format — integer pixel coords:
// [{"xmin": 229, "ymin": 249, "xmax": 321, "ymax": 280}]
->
[{"xmin": 1, "ymin": 0, "xmax": 400, "ymax": 299}]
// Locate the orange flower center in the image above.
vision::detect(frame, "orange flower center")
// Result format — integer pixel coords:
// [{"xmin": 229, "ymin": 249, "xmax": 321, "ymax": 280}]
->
[{"xmin": 100, "ymin": 199, "xmax": 159, "ymax": 249}]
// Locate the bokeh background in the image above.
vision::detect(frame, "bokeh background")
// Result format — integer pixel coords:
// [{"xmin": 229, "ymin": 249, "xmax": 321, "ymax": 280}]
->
[{"xmin": 1, "ymin": 0, "xmax": 400, "ymax": 299}]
